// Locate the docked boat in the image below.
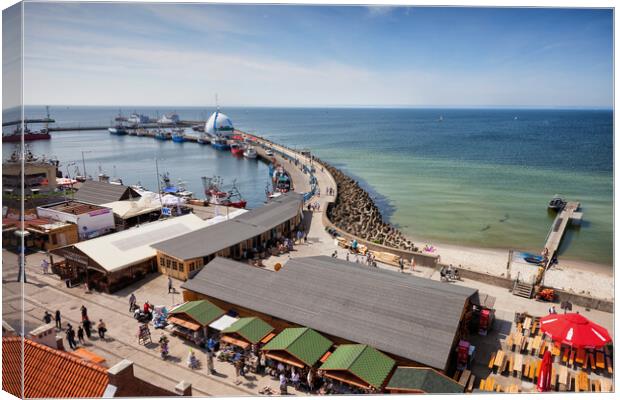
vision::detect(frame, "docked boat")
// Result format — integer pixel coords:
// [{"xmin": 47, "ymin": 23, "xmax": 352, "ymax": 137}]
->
[
  {"xmin": 230, "ymin": 142, "xmax": 245, "ymax": 157},
  {"xmin": 109, "ymin": 124, "xmax": 128, "ymax": 135},
  {"xmin": 192, "ymin": 124, "xmax": 205, "ymax": 132},
  {"xmin": 265, "ymin": 149, "xmax": 274, "ymax": 157},
  {"xmin": 127, "ymin": 113, "xmax": 150, "ymax": 126},
  {"xmin": 136, "ymin": 128, "xmax": 147, "ymax": 137},
  {"xmin": 3, "ymin": 126, "xmax": 51, "ymax": 142},
  {"xmin": 154, "ymin": 129, "xmax": 171, "ymax": 141},
  {"xmin": 243, "ymin": 146, "xmax": 257, "ymax": 159},
  {"xmin": 548, "ymin": 194, "xmax": 566, "ymax": 211},
  {"xmin": 211, "ymin": 136, "xmax": 230, "ymax": 151},
  {"xmin": 272, "ymin": 165, "xmax": 291, "ymax": 193},
  {"xmin": 172, "ymin": 128, "xmax": 185, "ymax": 143},
  {"xmin": 158, "ymin": 113, "xmax": 180, "ymax": 125},
  {"xmin": 201, "ymin": 176, "xmax": 247, "ymax": 209}
]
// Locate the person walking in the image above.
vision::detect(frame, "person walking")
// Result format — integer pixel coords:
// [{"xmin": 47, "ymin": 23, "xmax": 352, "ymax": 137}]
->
[
  {"xmin": 40, "ymin": 259, "xmax": 49, "ymax": 275},
  {"xmin": 206, "ymin": 350, "xmax": 216, "ymax": 375},
  {"xmin": 77, "ymin": 326, "xmax": 85, "ymax": 344},
  {"xmin": 97, "ymin": 319, "xmax": 107, "ymax": 339},
  {"xmin": 129, "ymin": 293, "xmax": 136, "ymax": 312},
  {"xmin": 279, "ymin": 373, "xmax": 288, "ymax": 395},
  {"xmin": 307, "ymin": 368, "xmax": 315, "ymax": 392},
  {"xmin": 55, "ymin": 310, "xmax": 62, "ymax": 329},
  {"xmin": 43, "ymin": 311, "xmax": 52, "ymax": 324},
  {"xmin": 233, "ymin": 357, "xmax": 243, "ymax": 385},
  {"xmin": 66, "ymin": 324, "xmax": 77, "ymax": 350},
  {"xmin": 291, "ymin": 368, "xmax": 300, "ymax": 390},
  {"xmin": 80, "ymin": 305, "xmax": 88, "ymax": 321},
  {"xmin": 82, "ymin": 317, "xmax": 92, "ymax": 338},
  {"xmin": 168, "ymin": 277, "xmax": 173, "ymax": 294},
  {"xmin": 399, "ymin": 257, "xmax": 404, "ymax": 273},
  {"xmin": 410, "ymin": 257, "xmax": 416, "ymax": 272}
]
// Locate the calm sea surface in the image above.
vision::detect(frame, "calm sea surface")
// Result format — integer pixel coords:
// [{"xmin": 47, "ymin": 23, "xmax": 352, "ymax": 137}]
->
[{"xmin": 3, "ymin": 106, "xmax": 613, "ymax": 265}]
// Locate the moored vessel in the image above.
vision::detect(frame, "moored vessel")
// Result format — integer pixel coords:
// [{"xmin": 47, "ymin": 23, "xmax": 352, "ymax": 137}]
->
[
  {"xmin": 172, "ymin": 128, "xmax": 185, "ymax": 143},
  {"xmin": 243, "ymin": 146, "xmax": 257, "ymax": 159},
  {"xmin": 201, "ymin": 176, "xmax": 247, "ymax": 208},
  {"xmin": 230, "ymin": 142, "xmax": 245, "ymax": 156}
]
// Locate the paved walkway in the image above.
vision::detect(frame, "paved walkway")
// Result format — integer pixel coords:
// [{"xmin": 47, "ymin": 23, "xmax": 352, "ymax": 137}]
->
[{"xmin": 3, "ymin": 249, "xmax": 306, "ymax": 397}]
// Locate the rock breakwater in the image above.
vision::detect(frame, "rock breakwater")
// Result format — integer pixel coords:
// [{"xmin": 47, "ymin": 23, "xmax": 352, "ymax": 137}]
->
[{"xmin": 319, "ymin": 159, "xmax": 416, "ymax": 252}]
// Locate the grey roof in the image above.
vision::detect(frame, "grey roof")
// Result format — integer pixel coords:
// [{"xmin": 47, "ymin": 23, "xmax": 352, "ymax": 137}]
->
[
  {"xmin": 182, "ymin": 256, "xmax": 477, "ymax": 370},
  {"xmin": 152, "ymin": 192, "xmax": 303, "ymax": 260},
  {"xmin": 74, "ymin": 180, "xmax": 140, "ymax": 205}
]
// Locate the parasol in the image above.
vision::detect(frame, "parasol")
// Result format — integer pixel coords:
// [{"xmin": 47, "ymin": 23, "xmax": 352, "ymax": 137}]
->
[{"xmin": 540, "ymin": 313, "xmax": 611, "ymax": 349}]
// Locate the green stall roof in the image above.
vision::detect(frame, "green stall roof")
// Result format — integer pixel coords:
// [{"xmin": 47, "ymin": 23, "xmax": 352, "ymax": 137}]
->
[
  {"xmin": 169, "ymin": 300, "xmax": 225, "ymax": 326},
  {"xmin": 320, "ymin": 344, "xmax": 396, "ymax": 389},
  {"xmin": 262, "ymin": 327, "xmax": 333, "ymax": 366},
  {"xmin": 385, "ymin": 367, "xmax": 464, "ymax": 394},
  {"xmin": 222, "ymin": 317, "xmax": 274, "ymax": 344}
]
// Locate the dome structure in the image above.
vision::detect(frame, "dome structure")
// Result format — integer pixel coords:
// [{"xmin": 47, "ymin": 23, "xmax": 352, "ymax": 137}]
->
[{"xmin": 205, "ymin": 111, "xmax": 234, "ymax": 136}]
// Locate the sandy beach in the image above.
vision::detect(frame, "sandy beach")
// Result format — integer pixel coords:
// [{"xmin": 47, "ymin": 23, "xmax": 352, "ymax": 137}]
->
[{"xmin": 415, "ymin": 239, "xmax": 614, "ymax": 301}]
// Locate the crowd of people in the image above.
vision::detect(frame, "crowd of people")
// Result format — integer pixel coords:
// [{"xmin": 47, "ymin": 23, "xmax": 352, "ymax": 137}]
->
[{"xmin": 43, "ymin": 305, "xmax": 107, "ymax": 351}]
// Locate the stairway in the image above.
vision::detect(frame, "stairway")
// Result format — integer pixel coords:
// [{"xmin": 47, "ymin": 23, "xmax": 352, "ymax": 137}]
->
[{"xmin": 512, "ymin": 281, "xmax": 534, "ymax": 299}]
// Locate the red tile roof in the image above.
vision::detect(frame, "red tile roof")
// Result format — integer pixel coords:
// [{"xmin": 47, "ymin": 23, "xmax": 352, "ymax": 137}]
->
[{"xmin": 2, "ymin": 337, "xmax": 110, "ymax": 398}]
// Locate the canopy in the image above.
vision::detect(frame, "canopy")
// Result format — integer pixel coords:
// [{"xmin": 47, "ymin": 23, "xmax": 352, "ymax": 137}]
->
[
  {"xmin": 161, "ymin": 194, "xmax": 186, "ymax": 205},
  {"xmin": 168, "ymin": 316, "xmax": 201, "ymax": 331},
  {"xmin": 221, "ymin": 317, "xmax": 274, "ymax": 344},
  {"xmin": 262, "ymin": 327, "xmax": 333, "ymax": 367},
  {"xmin": 221, "ymin": 335, "xmax": 251, "ymax": 350},
  {"xmin": 208, "ymin": 315, "xmax": 239, "ymax": 332},
  {"xmin": 540, "ymin": 313, "xmax": 611, "ymax": 348},
  {"xmin": 168, "ymin": 300, "xmax": 225, "ymax": 327},
  {"xmin": 319, "ymin": 344, "xmax": 395, "ymax": 389}
]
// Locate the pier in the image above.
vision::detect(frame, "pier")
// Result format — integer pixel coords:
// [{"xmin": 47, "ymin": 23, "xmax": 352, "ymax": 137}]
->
[{"xmin": 543, "ymin": 201, "xmax": 582, "ymax": 268}]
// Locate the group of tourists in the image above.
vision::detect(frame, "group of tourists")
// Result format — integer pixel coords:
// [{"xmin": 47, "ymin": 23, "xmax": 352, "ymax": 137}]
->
[
  {"xmin": 307, "ymin": 202, "xmax": 321, "ymax": 212},
  {"xmin": 44, "ymin": 305, "xmax": 107, "ymax": 350}
]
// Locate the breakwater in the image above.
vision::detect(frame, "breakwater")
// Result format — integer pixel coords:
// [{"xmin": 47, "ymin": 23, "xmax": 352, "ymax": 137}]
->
[{"xmin": 317, "ymin": 159, "xmax": 416, "ymax": 252}]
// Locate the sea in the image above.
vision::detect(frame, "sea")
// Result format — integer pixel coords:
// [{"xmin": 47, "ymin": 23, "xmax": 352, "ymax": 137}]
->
[{"xmin": 3, "ymin": 106, "xmax": 613, "ymax": 266}]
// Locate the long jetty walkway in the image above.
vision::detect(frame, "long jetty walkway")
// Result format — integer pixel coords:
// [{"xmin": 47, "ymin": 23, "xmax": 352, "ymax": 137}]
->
[{"xmin": 543, "ymin": 201, "xmax": 582, "ymax": 269}]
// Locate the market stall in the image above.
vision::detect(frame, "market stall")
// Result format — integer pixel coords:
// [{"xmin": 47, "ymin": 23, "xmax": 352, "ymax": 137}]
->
[
  {"xmin": 384, "ymin": 367, "xmax": 464, "ymax": 394},
  {"xmin": 221, "ymin": 317, "xmax": 275, "ymax": 350},
  {"xmin": 262, "ymin": 327, "xmax": 333, "ymax": 370},
  {"xmin": 319, "ymin": 344, "xmax": 395, "ymax": 393},
  {"xmin": 167, "ymin": 300, "xmax": 225, "ymax": 345}
]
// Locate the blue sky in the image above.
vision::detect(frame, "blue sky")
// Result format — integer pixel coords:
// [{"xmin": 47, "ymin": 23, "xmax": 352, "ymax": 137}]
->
[{"xmin": 6, "ymin": 3, "xmax": 614, "ymax": 107}]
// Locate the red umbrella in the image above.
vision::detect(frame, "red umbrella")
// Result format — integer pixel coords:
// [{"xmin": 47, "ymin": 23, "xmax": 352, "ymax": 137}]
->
[
  {"xmin": 536, "ymin": 350, "xmax": 553, "ymax": 392},
  {"xmin": 540, "ymin": 313, "xmax": 611, "ymax": 349}
]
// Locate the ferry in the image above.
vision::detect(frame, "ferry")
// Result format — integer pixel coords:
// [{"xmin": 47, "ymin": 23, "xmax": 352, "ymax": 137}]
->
[
  {"xmin": 243, "ymin": 146, "xmax": 257, "ymax": 159},
  {"xmin": 230, "ymin": 142, "xmax": 245, "ymax": 157},
  {"xmin": 211, "ymin": 136, "xmax": 230, "ymax": 151}
]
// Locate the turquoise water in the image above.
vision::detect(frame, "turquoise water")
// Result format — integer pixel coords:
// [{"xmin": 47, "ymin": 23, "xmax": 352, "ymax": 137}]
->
[{"xmin": 4, "ymin": 106, "xmax": 613, "ymax": 265}]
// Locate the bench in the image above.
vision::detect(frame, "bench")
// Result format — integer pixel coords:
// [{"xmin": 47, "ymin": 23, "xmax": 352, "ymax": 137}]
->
[
  {"xmin": 484, "ymin": 377, "xmax": 495, "ymax": 392},
  {"xmin": 568, "ymin": 349, "xmax": 575, "ymax": 368},
  {"xmin": 596, "ymin": 352, "xmax": 605, "ymax": 370},
  {"xmin": 558, "ymin": 365, "xmax": 568, "ymax": 387},
  {"xmin": 488, "ymin": 352, "xmax": 496, "ymax": 369},
  {"xmin": 606, "ymin": 356, "xmax": 613, "ymax": 374},
  {"xmin": 494, "ymin": 350, "xmax": 505, "ymax": 372},
  {"xmin": 458, "ymin": 369, "xmax": 471, "ymax": 387},
  {"xmin": 593, "ymin": 379, "xmax": 601, "ymax": 392},
  {"xmin": 587, "ymin": 352, "xmax": 595, "ymax": 372},
  {"xmin": 550, "ymin": 366, "xmax": 557, "ymax": 389},
  {"xmin": 479, "ymin": 379, "xmax": 485, "ymax": 390},
  {"xmin": 506, "ymin": 354, "xmax": 513, "ymax": 375},
  {"xmin": 601, "ymin": 379, "xmax": 612, "ymax": 392},
  {"xmin": 562, "ymin": 347, "xmax": 570, "ymax": 364},
  {"xmin": 466, "ymin": 374, "xmax": 476, "ymax": 393},
  {"xmin": 575, "ymin": 348, "xmax": 586, "ymax": 367},
  {"xmin": 532, "ymin": 335, "xmax": 542, "ymax": 356},
  {"xmin": 513, "ymin": 353, "xmax": 523, "ymax": 378}
]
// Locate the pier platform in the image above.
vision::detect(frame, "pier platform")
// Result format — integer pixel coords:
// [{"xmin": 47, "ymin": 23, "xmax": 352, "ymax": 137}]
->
[{"xmin": 544, "ymin": 201, "xmax": 582, "ymax": 268}]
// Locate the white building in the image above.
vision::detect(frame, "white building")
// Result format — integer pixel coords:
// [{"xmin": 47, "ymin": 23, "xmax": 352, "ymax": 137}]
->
[
  {"xmin": 37, "ymin": 201, "xmax": 115, "ymax": 240},
  {"xmin": 205, "ymin": 110, "xmax": 234, "ymax": 137}
]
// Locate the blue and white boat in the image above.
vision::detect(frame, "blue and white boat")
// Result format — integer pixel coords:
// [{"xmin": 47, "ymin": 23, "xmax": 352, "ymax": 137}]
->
[
  {"xmin": 154, "ymin": 129, "xmax": 170, "ymax": 141},
  {"xmin": 211, "ymin": 136, "xmax": 230, "ymax": 151},
  {"xmin": 108, "ymin": 124, "xmax": 128, "ymax": 135},
  {"xmin": 172, "ymin": 128, "xmax": 185, "ymax": 143}
]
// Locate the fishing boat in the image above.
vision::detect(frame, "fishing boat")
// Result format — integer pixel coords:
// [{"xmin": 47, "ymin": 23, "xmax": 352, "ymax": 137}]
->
[
  {"xmin": 201, "ymin": 176, "xmax": 247, "ymax": 208},
  {"xmin": 211, "ymin": 136, "xmax": 230, "ymax": 151},
  {"xmin": 109, "ymin": 124, "xmax": 128, "ymax": 135},
  {"xmin": 154, "ymin": 129, "xmax": 171, "ymax": 141},
  {"xmin": 197, "ymin": 134, "xmax": 210, "ymax": 145},
  {"xmin": 243, "ymin": 146, "xmax": 257, "ymax": 159},
  {"xmin": 548, "ymin": 194, "xmax": 566, "ymax": 211},
  {"xmin": 158, "ymin": 113, "xmax": 180, "ymax": 125},
  {"xmin": 230, "ymin": 142, "xmax": 245, "ymax": 157},
  {"xmin": 172, "ymin": 128, "xmax": 185, "ymax": 143},
  {"xmin": 136, "ymin": 128, "xmax": 147, "ymax": 137},
  {"xmin": 272, "ymin": 165, "xmax": 291, "ymax": 193},
  {"xmin": 192, "ymin": 124, "xmax": 205, "ymax": 132},
  {"xmin": 3, "ymin": 125, "xmax": 51, "ymax": 142},
  {"xmin": 127, "ymin": 113, "xmax": 150, "ymax": 126}
]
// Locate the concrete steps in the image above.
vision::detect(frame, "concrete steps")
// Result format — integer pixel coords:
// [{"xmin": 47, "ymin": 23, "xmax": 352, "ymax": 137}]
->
[{"xmin": 513, "ymin": 281, "xmax": 534, "ymax": 299}]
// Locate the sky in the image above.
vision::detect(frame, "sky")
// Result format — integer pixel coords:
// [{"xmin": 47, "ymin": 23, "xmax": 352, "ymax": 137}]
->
[{"xmin": 3, "ymin": 3, "xmax": 614, "ymax": 108}]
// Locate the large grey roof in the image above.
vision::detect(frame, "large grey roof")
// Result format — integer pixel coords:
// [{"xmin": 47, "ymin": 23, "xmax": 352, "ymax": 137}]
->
[
  {"xmin": 74, "ymin": 180, "xmax": 140, "ymax": 205},
  {"xmin": 152, "ymin": 193, "xmax": 303, "ymax": 260},
  {"xmin": 182, "ymin": 256, "xmax": 477, "ymax": 370}
]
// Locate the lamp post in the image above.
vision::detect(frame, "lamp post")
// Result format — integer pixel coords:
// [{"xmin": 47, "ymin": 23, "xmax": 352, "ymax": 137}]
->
[
  {"xmin": 14, "ymin": 230, "xmax": 30, "ymax": 283},
  {"xmin": 81, "ymin": 150, "xmax": 92, "ymax": 178}
]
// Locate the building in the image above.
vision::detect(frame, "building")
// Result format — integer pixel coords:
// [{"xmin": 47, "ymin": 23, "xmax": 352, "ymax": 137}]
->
[
  {"xmin": 385, "ymin": 367, "xmax": 465, "ymax": 394},
  {"xmin": 2, "ymin": 337, "xmax": 191, "ymax": 397},
  {"xmin": 2, "ymin": 146, "xmax": 59, "ymax": 196},
  {"xmin": 205, "ymin": 110, "xmax": 234, "ymax": 137},
  {"xmin": 73, "ymin": 179, "xmax": 142, "ymax": 205},
  {"xmin": 152, "ymin": 193, "xmax": 303, "ymax": 280},
  {"xmin": 181, "ymin": 255, "xmax": 478, "ymax": 373},
  {"xmin": 37, "ymin": 201, "xmax": 115, "ymax": 240},
  {"xmin": 50, "ymin": 214, "xmax": 208, "ymax": 292},
  {"xmin": 2, "ymin": 217, "xmax": 78, "ymax": 250}
]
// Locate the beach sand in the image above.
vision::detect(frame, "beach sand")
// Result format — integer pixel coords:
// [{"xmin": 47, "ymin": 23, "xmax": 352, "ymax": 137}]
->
[{"xmin": 416, "ymin": 239, "xmax": 613, "ymax": 301}]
